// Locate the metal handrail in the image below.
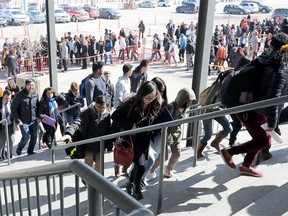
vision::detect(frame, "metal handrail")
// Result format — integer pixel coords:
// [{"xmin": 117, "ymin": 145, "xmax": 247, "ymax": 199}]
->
[
  {"xmin": 0, "ymin": 160, "xmax": 154, "ymax": 216},
  {"xmin": 53, "ymin": 95, "xmax": 288, "ymax": 151},
  {"xmin": 0, "ymin": 119, "xmax": 11, "ymax": 165},
  {"xmin": 59, "ymin": 103, "xmax": 81, "ymax": 114},
  {"xmin": 52, "ymin": 95, "xmax": 288, "ymax": 214}
]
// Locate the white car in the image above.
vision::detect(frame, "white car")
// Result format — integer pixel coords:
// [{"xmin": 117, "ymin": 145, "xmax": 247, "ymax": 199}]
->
[
  {"xmin": 3, "ymin": 10, "xmax": 29, "ymax": 25},
  {"xmin": 54, "ymin": 8, "xmax": 70, "ymax": 23},
  {"xmin": 138, "ymin": 0, "xmax": 157, "ymax": 8},
  {"xmin": 157, "ymin": 0, "xmax": 171, "ymax": 7},
  {"xmin": 240, "ymin": 2, "xmax": 259, "ymax": 13}
]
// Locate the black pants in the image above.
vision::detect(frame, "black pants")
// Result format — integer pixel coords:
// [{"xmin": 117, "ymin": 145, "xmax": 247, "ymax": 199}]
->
[
  {"xmin": 62, "ymin": 59, "xmax": 67, "ymax": 71},
  {"xmin": 82, "ymin": 58, "xmax": 87, "ymax": 69},
  {"xmin": 43, "ymin": 124, "xmax": 56, "ymax": 148},
  {"xmin": 229, "ymin": 114, "xmax": 242, "ymax": 145},
  {"xmin": 129, "ymin": 164, "xmax": 145, "ymax": 192}
]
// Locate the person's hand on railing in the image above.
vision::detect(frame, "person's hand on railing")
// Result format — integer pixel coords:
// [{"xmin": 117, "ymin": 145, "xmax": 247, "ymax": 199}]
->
[{"xmin": 60, "ymin": 134, "xmax": 72, "ymax": 143}]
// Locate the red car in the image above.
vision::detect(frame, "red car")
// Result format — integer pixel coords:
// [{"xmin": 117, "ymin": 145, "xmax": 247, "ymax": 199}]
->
[
  {"xmin": 62, "ymin": 6, "xmax": 89, "ymax": 22},
  {"xmin": 82, "ymin": 6, "xmax": 100, "ymax": 19}
]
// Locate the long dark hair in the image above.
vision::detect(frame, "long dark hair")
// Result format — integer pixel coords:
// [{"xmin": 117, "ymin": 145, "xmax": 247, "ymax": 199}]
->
[
  {"xmin": 151, "ymin": 77, "xmax": 168, "ymax": 106},
  {"xmin": 41, "ymin": 87, "xmax": 56, "ymax": 100},
  {"xmin": 130, "ymin": 81, "xmax": 161, "ymax": 117}
]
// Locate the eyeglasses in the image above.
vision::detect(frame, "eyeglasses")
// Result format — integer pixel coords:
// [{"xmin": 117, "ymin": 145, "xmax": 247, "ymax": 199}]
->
[
  {"xmin": 96, "ymin": 104, "xmax": 106, "ymax": 109},
  {"xmin": 144, "ymin": 95, "xmax": 156, "ymax": 101}
]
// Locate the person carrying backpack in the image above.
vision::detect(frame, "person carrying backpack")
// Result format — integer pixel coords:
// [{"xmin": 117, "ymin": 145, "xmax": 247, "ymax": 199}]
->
[
  {"xmin": 186, "ymin": 37, "xmax": 195, "ymax": 71},
  {"xmin": 220, "ymin": 33, "xmax": 288, "ymax": 177},
  {"xmin": 83, "ymin": 61, "xmax": 106, "ymax": 106},
  {"xmin": 197, "ymin": 71, "xmax": 233, "ymax": 158}
]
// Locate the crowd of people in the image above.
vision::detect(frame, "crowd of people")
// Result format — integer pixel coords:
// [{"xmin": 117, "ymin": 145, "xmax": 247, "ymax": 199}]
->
[{"xmin": 1, "ymin": 15, "xmax": 288, "ymax": 201}]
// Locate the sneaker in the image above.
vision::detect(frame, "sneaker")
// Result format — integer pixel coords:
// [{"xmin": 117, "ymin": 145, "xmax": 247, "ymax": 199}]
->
[
  {"xmin": 125, "ymin": 181, "xmax": 134, "ymax": 195},
  {"xmin": 16, "ymin": 148, "xmax": 22, "ymax": 155},
  {"xmin": 239, "ymin": 165, "xmax": 263, "ymax": 177},
  {"xmin": 122, "ymin": 166, "xmax": 128, "ymax": 175},
  {"xmin": 220, "ymin": 149, "xmax": 236, "ymax": 170},
  {"xmin": 132, "ymin": 190, "xmax": 143, "ymax": 200},
  {"xmin": 140, "ymin": 180, "xmax": 147, "ymax": 190},
  {"xmin": 163, "ymin": 170, "xmax": 174, "ymax": 178}
]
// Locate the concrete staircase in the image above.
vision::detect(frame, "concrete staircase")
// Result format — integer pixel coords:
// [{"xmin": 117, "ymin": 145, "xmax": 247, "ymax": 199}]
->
[{"xmin": 1, "ymin": 124, "xmax": 288, "ymax": 216}]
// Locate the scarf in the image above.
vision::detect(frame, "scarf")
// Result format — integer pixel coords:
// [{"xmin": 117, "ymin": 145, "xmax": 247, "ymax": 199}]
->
[{"xmin": 47, "ymin": 97, "xmax": 59, "ymax": 120}]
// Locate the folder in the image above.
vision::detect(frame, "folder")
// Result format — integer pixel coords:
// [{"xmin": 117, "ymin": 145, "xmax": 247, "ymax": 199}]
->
[{"xmin": 42, "ymin": 114, "xmax": 56, "ymax": 127}]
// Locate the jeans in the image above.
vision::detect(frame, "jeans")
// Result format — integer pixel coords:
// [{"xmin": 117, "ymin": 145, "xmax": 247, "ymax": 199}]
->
[
  {"xmin": 18, "ymin": 121, "xmax": 38, "ymax": 154},
  {"xmin": 142, "ymin": 148, "xmax": 155, "ymax": 181},
  {"xmin": 0, "ymin": 124, "xmax": 15, "ymax": 157},
  {"xmin": 104, "ymin": 53, "xmax": 112, "ymax": 64},
  {"xmin": 186, "ymin": 53, "xmax": 194, "ymax": 70},
  {"xmin": 228, "ymin": 112, "xmax": 271, "ymax": 167},
  {"xmin": 64, "ymin": 113, "xmax": 78, "ymax": 124},
  {"xmin": 200, "ymin": 116, "xmax": 232, "ymax": 144}
]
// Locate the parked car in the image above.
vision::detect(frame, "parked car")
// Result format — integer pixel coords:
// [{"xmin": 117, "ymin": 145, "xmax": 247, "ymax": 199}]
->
[
  {"xmin": 62, "ymin": 6, "xmax": 89, "ymax": 22},
  {"xmin": 0, "ymin": 16, "xmax": 7, "ymax": 27},
  {"xmin": 82, "ymin": 6, "xmax": 100, "ymax": 19},
  {"xmin": 157, "ymin": 0, "xmax": 171, "ymax": 7},
  {"xmin": 271, "ymin": 8, "xmax": 288, "ymax": 20},
  {"xmin": 176, "ymin": 3, "xmax": 197, "ymax": 14},
  {"xmin": 27, "ymin": 10, "xmax": 45, "ymax": 24},
  {"xmin": 3, "ymin": 10, "xmax": 29, "ymax": 25},
  {"xmin": 53, "ymin": 8, "xmax": 70, "ymax": 23},
  {"xmin": 241, "ymin": 0, "xmax": 272, "ymax": 13},
  {"xmin": 98, "ymin": 8, "xmax": 121, "ymax": 19},
  {"xmin": 138, "ymin": 0, "xmax": 157, "ymax": 8},
  {"xmin": 223, "ymin": 4, "xmax": 250, "ymax": 15},
  {"xmin": 239, "ymin": 2, "xmax": 259, "ymax": 13}
]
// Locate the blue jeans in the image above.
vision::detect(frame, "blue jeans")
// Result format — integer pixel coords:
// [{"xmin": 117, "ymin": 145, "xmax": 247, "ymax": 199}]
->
[
  {"xmin": 200, "ymin": 116, "xmax": 232, "ymax": 144},
  {"xmin": 64, "ymin": 113, "xmax": 78, "ymax": 124},
  {"xmin": 18, "ymin": 121, "xmax": 38, "ymax": 154},
  {"xmin": 104, "ymin": 53, "xmax": 112, "ymax": 64}
]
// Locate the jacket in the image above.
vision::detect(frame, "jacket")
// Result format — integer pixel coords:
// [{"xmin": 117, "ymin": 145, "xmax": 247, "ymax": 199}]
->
[
  {"xmin": 64, "ymin": 91, "xmax": 84, "ymax": 116},
  {"xmin": 65, "ymin": 103, "xmax": 111, "ymax": 152},
  {"xmin": 166, "ymin": 88, "xmax": 196, "ymax": 145},
  {"xmin": 179, "ymin": 34, "xmax": 187, "ymax": 49},
  {"xmin": 130, "ymin": 66, "xmax": 147, "ymax": 93},
  {"xmin": 253, "ymin": 52, "xmax": 288, "ymax": 128},
  {"xmin": 111, "ymin": 100, "xmax": 156, "ymax": 162},
  {"xmin": 38, "ymin": 94, "xmax": 67, "ymax": 120},
  {"xmin": 0, "ymin": 98, "xmax": 14, "ymax": 131},
  {"xmin": 11, "ymin": 88, "xmax": 39, "ymax": 124}
]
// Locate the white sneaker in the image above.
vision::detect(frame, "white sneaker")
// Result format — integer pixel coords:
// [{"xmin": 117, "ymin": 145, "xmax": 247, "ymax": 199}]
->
[{"xmin": 261, "ymin": 123, "xmax": 283, "ymax": 143}]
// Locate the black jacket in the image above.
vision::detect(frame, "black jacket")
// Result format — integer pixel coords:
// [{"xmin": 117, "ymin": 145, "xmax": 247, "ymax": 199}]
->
[
  {"xmin": 11, "ymin": 88, "xmax": 39, "ymax": 124},
  {"xmin": 111, "ymin": 100, "xmax": 156, "ymax": 162},
  {"xmin": 65, "ymin": 104, "xmax": 111, "ymax": 152},
  {"xmin": 0, "ymin": 98, "xmax": 14, "ymax": 131},
  {"xmin": 64, "ymin": 91, "xmax": 84, "ymax": 116},
  {"xmin": 38, "ymin": 94, "xmax": 67, "ymax": 119},
  {"xmin": 253, "ymin": 52, "xmax": 288, "ymax": 128},
  {"xmin": 130, "ymin": 66, "xmax": 147, "ymax": 93}
]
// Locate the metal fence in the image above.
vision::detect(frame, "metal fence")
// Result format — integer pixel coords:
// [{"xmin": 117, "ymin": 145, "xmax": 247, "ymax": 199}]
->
[
  {"xmin": 0, "ymin": 160, "xmax": 154, "ymax": 216},
  {"xmin": 1, "ymin": 95, "xmax": 288, "ymax": 215}
]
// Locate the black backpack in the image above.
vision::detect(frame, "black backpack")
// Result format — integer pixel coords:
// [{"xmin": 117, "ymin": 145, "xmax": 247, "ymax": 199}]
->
[{"xmin": 220, "ymin": 60, "xmax": 263, "ymax": 108}]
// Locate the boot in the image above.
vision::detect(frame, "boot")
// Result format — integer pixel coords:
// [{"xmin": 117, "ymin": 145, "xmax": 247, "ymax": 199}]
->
[
  {"xmin": 211, "ymin": 131, "xmax": 227, "ymax": 152},
  {"xmin": 197, "ymin": 143, "xmax": 206, "ymax": 158}
]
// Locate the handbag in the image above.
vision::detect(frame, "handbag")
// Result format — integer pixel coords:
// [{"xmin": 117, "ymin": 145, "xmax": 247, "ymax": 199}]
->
[{"xmin": 114, "ymin": 135, "xmax": 134, "ymax": 167}]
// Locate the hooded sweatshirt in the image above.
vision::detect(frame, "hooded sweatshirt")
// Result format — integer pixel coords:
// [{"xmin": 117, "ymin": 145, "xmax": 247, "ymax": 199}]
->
[{"xmin": 166, "ymin": 88, "xmax": 196, "ymax": 145}]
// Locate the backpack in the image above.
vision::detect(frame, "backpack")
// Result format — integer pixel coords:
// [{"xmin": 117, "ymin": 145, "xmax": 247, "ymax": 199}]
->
[
  {"xmin": 220, "ymin": 60, "xmax": 262, "ymax": 108},
  {"xmin": 199, "ymin": 74, "xmax": 223, "ymax": 106},
  {"xmin": 79, "ymin": 74, "xmax": 106, "ymax": 98},
  {"xmin": 79, "ymin": 75, "xmax": 92, "ymax": 98}
]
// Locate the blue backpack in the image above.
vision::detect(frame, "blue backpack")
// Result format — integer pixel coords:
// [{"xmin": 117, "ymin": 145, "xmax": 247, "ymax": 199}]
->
[{"xmin": 79, "ymin": 75, "xmax": 92, "ymax": 98}]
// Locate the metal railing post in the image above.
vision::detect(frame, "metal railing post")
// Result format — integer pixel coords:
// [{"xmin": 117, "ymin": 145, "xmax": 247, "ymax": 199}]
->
[
  {"xmin": 4, "ymin": 120, "xmax": 11, "ymax": 165},
  {"xmin": 192, "ymin": 109, "xmax": 201, "ymax": 167},
  {"xmin": 156, "ymin": 127, "xmax": 167, "ymax": 215},
  {"xmin": 88, "ymin": 184, "xmax": 103, "ymax": 216}
]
